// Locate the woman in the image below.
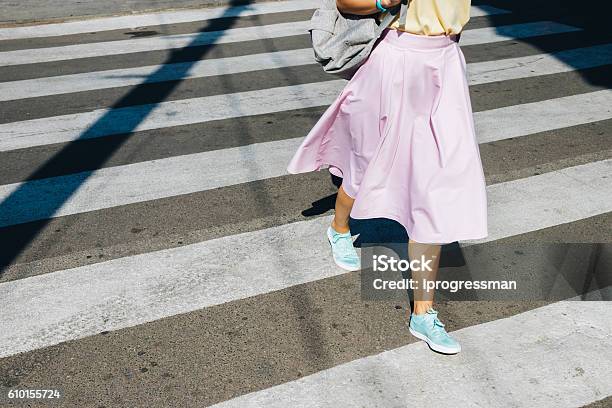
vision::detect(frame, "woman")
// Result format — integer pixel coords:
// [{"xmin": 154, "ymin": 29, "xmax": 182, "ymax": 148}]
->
[{"xmin": 288, "ymin": 0, "xmax": 488, "ymax": 354}]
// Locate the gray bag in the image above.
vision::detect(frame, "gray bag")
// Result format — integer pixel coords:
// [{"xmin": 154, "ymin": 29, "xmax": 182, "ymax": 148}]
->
[{"xmin": 308, "ymin": 0, "xmax": 411, "ymax": 79}]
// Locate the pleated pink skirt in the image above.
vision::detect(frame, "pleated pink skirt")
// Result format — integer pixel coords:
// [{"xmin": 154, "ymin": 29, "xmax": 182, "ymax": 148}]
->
[{"xmin": 287, "ymin": 28, "xmax": 488, "ymax": 244}]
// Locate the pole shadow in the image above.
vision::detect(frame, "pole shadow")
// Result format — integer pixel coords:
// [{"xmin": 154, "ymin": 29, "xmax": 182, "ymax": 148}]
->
[{"xmin": 0, "ymin": 0, "xmax": 255, "ymax": 272}]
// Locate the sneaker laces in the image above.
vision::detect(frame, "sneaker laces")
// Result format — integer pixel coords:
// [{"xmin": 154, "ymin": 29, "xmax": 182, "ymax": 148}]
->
[
  {"xmin": 331, "ymin": 232, "xmax": 356, "ymax": 257},
  {"xmin": 426, "ymin": 308, "xmax": 448, "ymax": 334}
]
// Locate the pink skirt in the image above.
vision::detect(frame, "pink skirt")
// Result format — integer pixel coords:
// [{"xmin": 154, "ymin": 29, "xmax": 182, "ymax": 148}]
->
[{"xmin": 287, "ymin": 28, "xmax": 488, "ymax": 244}]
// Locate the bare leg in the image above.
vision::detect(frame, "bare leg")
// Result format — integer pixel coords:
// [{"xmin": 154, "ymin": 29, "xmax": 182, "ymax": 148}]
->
[
  {"xmin": 331, "ymin": 185, "xmax": 355, "ymax": 233},
  {"xmin": 408, "ymin": 239, "xmax": 442, "ymax": 315}
]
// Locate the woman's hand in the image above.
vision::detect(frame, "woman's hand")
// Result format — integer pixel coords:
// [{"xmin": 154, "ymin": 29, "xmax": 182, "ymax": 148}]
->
[
  {"xmin": 380, "ymin": 0, "xmax": 401, "ymax": 9},
  {"xmin": 336, "ymin": 0, "xmax": 401, "ymax": 15}
]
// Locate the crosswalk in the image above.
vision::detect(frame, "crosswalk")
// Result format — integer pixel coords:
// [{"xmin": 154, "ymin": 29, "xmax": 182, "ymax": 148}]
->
[{"xmin": 0, "ymin": 0, "xmax": 610, "ymax": 406}]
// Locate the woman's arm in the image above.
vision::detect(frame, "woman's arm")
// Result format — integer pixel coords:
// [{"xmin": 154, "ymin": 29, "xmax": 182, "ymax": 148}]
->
[{"xmin": 336, "ymin": 0, "xmax": 401, "ymax": 15}]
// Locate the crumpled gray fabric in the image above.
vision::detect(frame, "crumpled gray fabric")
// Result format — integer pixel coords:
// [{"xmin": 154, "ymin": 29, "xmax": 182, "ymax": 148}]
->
[{"xmin": 309, "ymin": 0, "xmax": 411, "ymax": 79}]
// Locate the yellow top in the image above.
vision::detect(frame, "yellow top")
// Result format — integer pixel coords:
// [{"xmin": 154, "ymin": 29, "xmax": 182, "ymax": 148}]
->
[{"xmin": 378, "ymin": 0, "xmax": 471, "ymax": 36}]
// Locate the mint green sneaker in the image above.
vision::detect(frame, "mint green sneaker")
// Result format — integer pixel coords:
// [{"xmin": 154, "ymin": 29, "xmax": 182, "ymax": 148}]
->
[
  {"xmin": 326, "ymin": 226, "xmax": 360, "ymax": 271},
  {"xmin": 409, "ymin": 308, "xmax": 461, "ymax": 354}
]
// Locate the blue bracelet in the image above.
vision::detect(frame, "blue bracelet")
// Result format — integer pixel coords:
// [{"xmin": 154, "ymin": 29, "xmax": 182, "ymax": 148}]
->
[{"xmin": 375, "ymin": 0, "xmax": 387, "ymax": 12}]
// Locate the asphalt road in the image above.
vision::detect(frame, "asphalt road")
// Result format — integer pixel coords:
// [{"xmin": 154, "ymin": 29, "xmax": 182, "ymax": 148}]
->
[{"xmin": 0, "ymin": 0, "xmax": 611, "ymax": 406}]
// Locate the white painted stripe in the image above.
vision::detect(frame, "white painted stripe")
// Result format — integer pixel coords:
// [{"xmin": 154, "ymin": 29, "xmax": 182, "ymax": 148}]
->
[
  {"xmin": 0, "ymin": 159, "xmax": 610, "ymax": 358},
  {"xmin": 474, "ymin": 90, "xmax": 612, "ymax": 144},
  {"xmin": 0, "ymin": 20, "xmax": 579, "ymax": 67},
  {"xmin": 1, "ymin": 76, "xmax": 610, "ymax": 153},
  {"xmin": 467, "ymin": 42, "xmax": 612, "ymax": 84},
  {"xmin": 208, "ymin": 301, "xmax": 612, "ymax": 408},
  {"xmin": 0, "ymin": 80, "xmax": 345, "ymax": 152},
  {"xmin": 0, "ymin": 49, "xmax": 317, "ymax": 101},
  {"xmin": 3, "ymin": 42, "xmax": 611, "ymax": 101},
  {"xmin": 0, "ymin": 20, "xmax": 311, "ymax": 67},
  {"xmin": 470, "ymin": 159, "xmax": 612, "ymax": 243},
  {"xmin": 0, "ymin": 3, "xmax": 509, "ymax": 41},
  {"xmin": 0, "ymin": 137, "xmax": 302, "ymax": 227},
  {"xmin": 1, "ymin": 92, "xmax": 611, "ymax": 227},
  {"xmin": 459, "ymin": 21, "xmax": 580, "ymax": 47},
  {"xmin": 0, "ymin": 0, "xmax": 321, "ymax": 41}
]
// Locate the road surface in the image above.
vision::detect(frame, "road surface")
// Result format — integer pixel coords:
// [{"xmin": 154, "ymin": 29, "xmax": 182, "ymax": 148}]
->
[{"xmin": 0, "ymin": 0, "xmax": 611, "ymax": 406}]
